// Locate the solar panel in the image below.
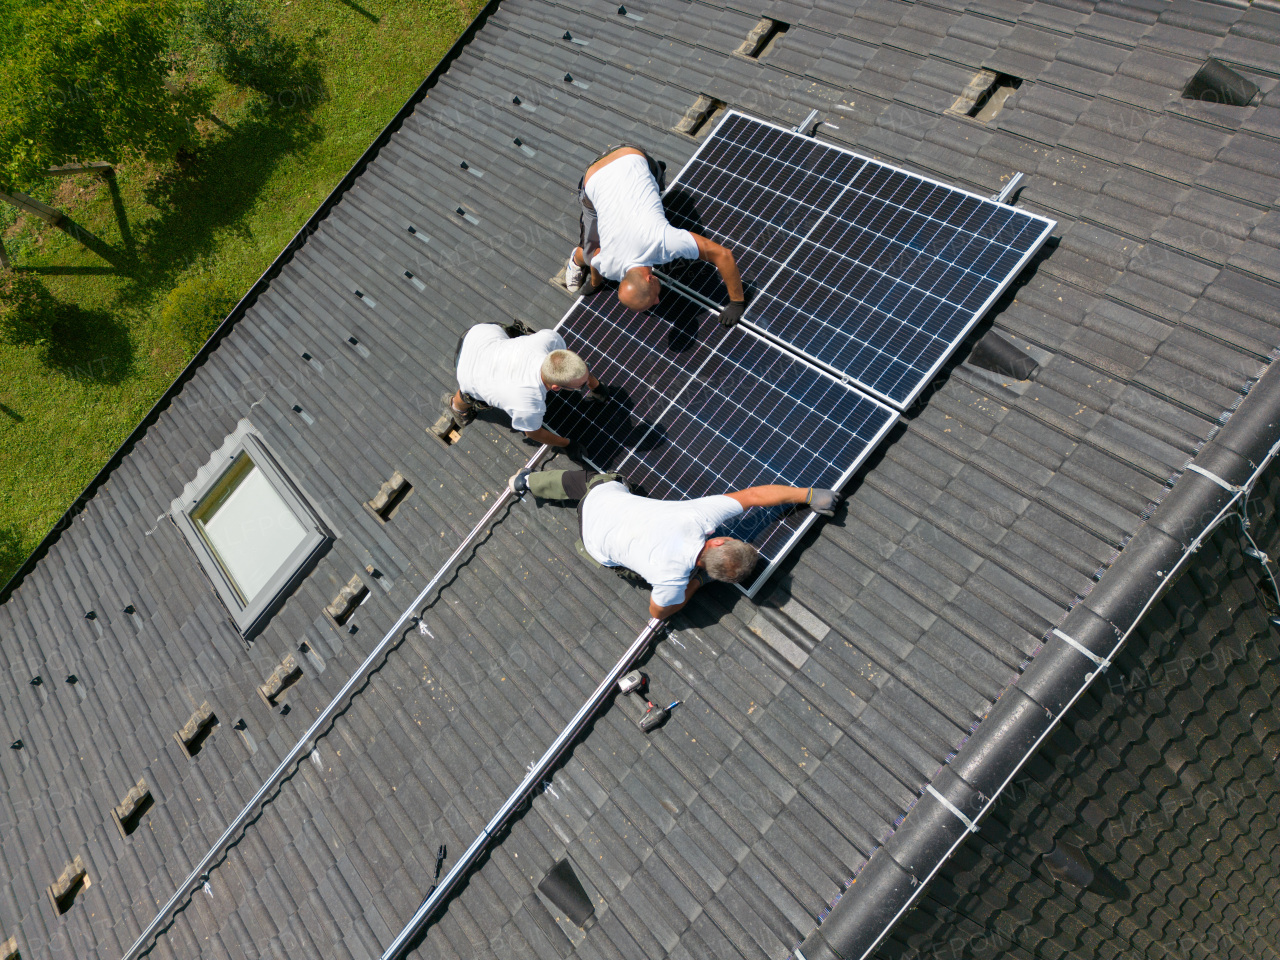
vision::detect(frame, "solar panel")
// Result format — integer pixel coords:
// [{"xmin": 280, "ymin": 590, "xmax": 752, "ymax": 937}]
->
[
  {"xmin": 660, "ymin": 112, "xmax": 861, "ymax": 303},
  {"xmin": 545, "ymin": 292, "xmax": 898, "ymax": 596},
  {"xmin": 661, "ymin": 111, "xmax": 1057, "ymax": 408}
]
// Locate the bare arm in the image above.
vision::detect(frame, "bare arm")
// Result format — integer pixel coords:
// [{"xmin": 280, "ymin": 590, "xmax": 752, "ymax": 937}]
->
[
  {"xmin": 692, "ymin": 233, "xmax": 744, "ymax": 302},
  {"xmin": 575, "ymin": 245, "xmax": 604, "ymax": 287},
  {"xmin": 725, "ymin": 485, "xmax": 810, "ymax": 510},
  {"xmin": 525, "ymin": 426, "xmax": 570, "ymax": 447},
  {"xmin": 648, "ymin": 573, "xmax": 704, "ymax": 619}
]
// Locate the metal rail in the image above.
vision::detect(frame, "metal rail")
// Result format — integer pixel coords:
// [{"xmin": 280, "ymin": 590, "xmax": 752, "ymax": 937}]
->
[
  {"xmin": 380, "ymin": 615, "xmax": 666, "ymax": 960},
  {"xmin": 121, "ymin": 444, "xmax": 552, "ymax": 960}
]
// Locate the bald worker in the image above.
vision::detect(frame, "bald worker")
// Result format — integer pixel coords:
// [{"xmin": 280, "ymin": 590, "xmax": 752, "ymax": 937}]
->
[
  {"xmin": 564, "ymin": 146, "xmax": 747, "ymax": 324},
  {"xmin": 510, "ymin": 467, "xmax": 839, "ymax": 619}
]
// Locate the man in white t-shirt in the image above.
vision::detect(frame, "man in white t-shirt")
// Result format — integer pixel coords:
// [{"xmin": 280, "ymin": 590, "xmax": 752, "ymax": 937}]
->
[
  {"xmin": 509, "ymin": 468, "xmax": 839, "ymax": 618},
  {"xmin": 564, "ymin": 146, "xmax": 747, "ymax": 325},
  {"xmin": 448, "ymin": 324, "xmax": 600, "ymax": 448}
]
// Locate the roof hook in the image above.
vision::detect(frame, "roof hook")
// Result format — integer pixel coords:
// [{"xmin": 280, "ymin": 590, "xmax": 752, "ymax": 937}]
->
[
  {"xmin": 991, "ymin": 171, "xmax": 1023, "ymax": 205},
  {"xmin": 793, "ymin": 108, "xmax": 820, "ymax": 135}
]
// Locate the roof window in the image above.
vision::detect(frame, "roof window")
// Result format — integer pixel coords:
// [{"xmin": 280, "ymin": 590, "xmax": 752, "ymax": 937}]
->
[
  {"xmin": 111, "ymin": 778, "xmax": 153, "ymax": 838},
  {"xmin": 172, "ymin": 422, "xmax": 331, "ymax": 639},
  {"xmin": 175, "ymin": 702, "xmax": 218, "ymax": 758},
  {"xmin": 949, "ymin": 70, "xmax": 1021, "ymax": 123},
  {"xmin": 736, "ymin": 17, "xmax": 788, "ymax": 59},
  {"xmin": 47, "ymin": 856, "xmax": 89, "ymax": 915},
  {"xmin": 675, "ymin": 95, "xmax": 727, "ymax": 138}
]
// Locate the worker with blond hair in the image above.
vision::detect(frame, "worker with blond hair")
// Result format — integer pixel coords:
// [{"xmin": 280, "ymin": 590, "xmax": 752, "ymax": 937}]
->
[{"xmin": 442, "ymin": 322, "xmax": 602, "ymax": 448}]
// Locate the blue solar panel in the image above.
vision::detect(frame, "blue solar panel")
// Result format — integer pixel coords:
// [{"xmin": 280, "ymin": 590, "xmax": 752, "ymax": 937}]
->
[
  {"xmin": 661, "ymin": 112, "xmax": 861, "ymax": 303},
  {"xmin": 545, "ymin": 292, "xmax": 898, "ymax": 596},
  {"xmin": 661, "ymin": 112, "xmax": 1057, "ymax": 408}
]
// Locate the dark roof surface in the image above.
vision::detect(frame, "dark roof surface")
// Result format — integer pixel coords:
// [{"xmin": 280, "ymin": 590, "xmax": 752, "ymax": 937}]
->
[
  {"xmin": 2, "ymin": 0, "xmax": 1279, "ymax": 958},
  {"xmin": 873, "ymin": 465, "xmax": 1280, "ymax": 960}
]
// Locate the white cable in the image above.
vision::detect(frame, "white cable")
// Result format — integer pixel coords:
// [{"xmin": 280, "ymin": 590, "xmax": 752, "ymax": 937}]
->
[
  {"xmin": 1052, "ymin": 628, "xmax": 1111, "ymax": 674},
  {"xmin": 1186, "ymin": 462, "xmax": 1241, "ymax": 492},
  {"xmin": 926, "ymin": 784, "xmax": 980, "ymax": 833}
]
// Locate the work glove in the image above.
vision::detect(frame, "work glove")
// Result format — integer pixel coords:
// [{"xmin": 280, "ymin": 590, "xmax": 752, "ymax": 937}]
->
[
  {"xmin": 580, "ymin": 384, "xmax": 612, "ymax": 404},
  {"xmin": 806, "ymin": 488, "xmax": 841, "ymax": 517},
  {"xmin": 718, "ymin": 299, "xmax": 746, "ymax": 329}
]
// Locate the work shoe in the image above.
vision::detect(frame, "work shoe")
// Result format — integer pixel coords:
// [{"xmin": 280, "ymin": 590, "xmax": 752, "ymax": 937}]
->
[
  {"xmin": 443, "ymin": 392, "xmax": 475, "ymax": 426},
  {"xmin": 508, "ymin": 468, "xmax": 532, "ymax": 495},
  {"xmin": 565, "ymin": 254, "xmax": 589, "ymax": 293}
]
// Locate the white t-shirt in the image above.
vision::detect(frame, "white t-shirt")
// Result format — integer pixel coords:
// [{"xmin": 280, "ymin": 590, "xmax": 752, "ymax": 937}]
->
[
  {"xmin": 455, "ymin": 325, "xmax": 565, "ymax": 432},
  {"xmin": 581, "ymin": 482, "xmax": 744, "ymax": 607},
  {"xmin": 586, "ymin": 153, "xmax": 700, "ymax": 281}
]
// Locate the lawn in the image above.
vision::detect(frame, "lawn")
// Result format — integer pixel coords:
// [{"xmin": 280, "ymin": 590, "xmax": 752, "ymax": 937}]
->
[{"xmin": 0, "ymin": 0, "xmax": 485, "ymax": 583}]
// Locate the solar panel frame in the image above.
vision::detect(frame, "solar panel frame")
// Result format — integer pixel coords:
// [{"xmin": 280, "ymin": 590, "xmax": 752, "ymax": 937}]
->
[
  {"xmin": 659, "ymin": 113, "xmax": 863, "ymax": 304},
  {"xmin": 660, "ymin": 110, "xmax": 1057, "ymax": 409},
  {"xmin": 545, "ymin": 292, "xmax": 898, "ymax": 597}
]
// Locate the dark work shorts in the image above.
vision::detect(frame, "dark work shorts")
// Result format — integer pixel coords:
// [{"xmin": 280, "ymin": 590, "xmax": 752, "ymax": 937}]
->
[
  {"xmin": 454, "ymin": 322, "xmax": 534, "ymax": 405},
  {"xmin": 576, "ymin": 145, "xmax": 667, "ymax": 254}
]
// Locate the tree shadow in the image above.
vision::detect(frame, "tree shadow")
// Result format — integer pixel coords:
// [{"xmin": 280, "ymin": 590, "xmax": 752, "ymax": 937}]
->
[
  {"xmin": 223, "ymin": 30, "xmax": 327, "ymax": 100},
  {"xmin": 0, "ymin": 524, "xmax": 29, "ymax": 585},
  {"xmin": 128, "ymin": 94, "xmax": 323, "ymax": 303},
  {"xmin": 41, "ymin": 301, "xmax": 134, "ymax": 384}
]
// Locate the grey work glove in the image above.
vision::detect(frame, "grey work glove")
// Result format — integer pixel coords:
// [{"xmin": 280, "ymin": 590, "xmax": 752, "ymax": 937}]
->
[
  {"xmin": 580, "ymin": 385, "xmax": 611, "ymax": 404},
  {"xmin": 806, "ymin": 488, "xmax": 841, "ymax": 517},
  {"xmin": 718, "ymin": 299, "xmax": 746, "ymax": 329}
]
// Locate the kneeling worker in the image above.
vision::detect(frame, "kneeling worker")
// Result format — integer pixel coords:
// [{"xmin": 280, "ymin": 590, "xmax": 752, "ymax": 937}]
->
[
  {"xmin": 565, "ymin": 146, "xmax": 747, "ymax": 325},
  {"xmin": 448, "ymin": 323, "xmax": 600, "ymax": 448},
  {"xmin": 511, "ymin": 468, "xmax": 839, "ymax": 618}
]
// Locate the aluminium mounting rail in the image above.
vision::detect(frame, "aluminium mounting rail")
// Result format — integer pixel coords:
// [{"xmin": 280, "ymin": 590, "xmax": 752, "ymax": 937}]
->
[
  {"xmin": 120, "ymin": 443, "xmax": 552, "ymax": 960},
  {"xmin": 381, "ymin": 614, "xmax": 666, "ymax": 959}
]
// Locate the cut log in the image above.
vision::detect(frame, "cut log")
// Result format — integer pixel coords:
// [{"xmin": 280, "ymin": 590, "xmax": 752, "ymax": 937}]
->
[
  {"xmin": 0, "ymin": 190, "xmax": 63, "ymax": 226},
  {"xmin": 43, "ymin": 161, "xmax": 114, "ymax": 177}
]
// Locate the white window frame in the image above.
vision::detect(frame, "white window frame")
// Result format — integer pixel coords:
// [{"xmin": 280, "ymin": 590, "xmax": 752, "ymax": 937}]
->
[{"xmin": 173, "ymin": 431, "xmax": 330, "ymax": 638}]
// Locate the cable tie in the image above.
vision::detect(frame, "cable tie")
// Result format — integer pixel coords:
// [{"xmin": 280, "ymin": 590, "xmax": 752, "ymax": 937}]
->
[
  {"xmin": 1053, "ymin": 628, "xmax": 1110, "ymax": 673},
  {"xmin": 1185, "ymin": 463, "xmax": 1241, "ymax": 493},
  {"xmin": 926, "ymin": 784, "xmax": 979, "ymax": 833}
]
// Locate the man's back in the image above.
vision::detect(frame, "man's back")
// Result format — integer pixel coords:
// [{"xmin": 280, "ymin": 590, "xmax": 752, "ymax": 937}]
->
[
  {"xmin": 585, "ymin": 154, "xmax": 698, "ymax": 280},
  {"xmin": 456, "ymin": 325, "xmax": 563, "ymax": 431},
  {"xmin": 581, "ymin": 482, "xmax": 743, "ymax": 605}
]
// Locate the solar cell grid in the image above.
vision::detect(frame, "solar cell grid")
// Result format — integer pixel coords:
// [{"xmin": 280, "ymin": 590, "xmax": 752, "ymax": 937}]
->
[
  {"xmin": 544, "ymin": 291, "xmax": 897, "ymax": 595},
  {"xmin": 540, "ymin": 110, "xmax": 1050, "ymax": 596},
  {"xmin": 660, "ymin": 112, "xmax": 862, "ymax": 303},
  {"xmin": 546, "ymin": 293, "xmax": 714, "ymax": 473},
  {"xmin": 659, "ymin": 111, "xmax": 1056, "ymax": 408}
]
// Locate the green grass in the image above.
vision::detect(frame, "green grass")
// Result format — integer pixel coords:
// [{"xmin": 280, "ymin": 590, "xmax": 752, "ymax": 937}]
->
[{"xmin": 0, "ymin": 0, "xmax": 484, "ymax": 582}]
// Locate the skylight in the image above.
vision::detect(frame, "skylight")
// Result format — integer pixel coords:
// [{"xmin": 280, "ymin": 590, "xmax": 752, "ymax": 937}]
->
[
  {"xmin": 192, "ymin": 454, "xmax": 309, "ymax": 604},
  {"xmin": 173, "ymin": 422, "xmax": 331, "ymax": 638}
]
